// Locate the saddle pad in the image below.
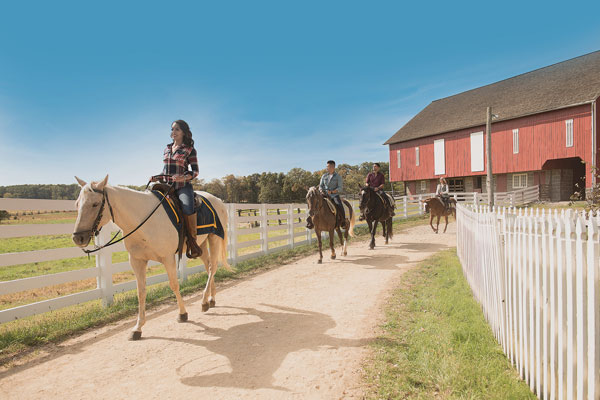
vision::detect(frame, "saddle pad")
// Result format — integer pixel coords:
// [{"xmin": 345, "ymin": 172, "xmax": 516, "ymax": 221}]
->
[
  {"xmin": 152, "ymin": 191, "xmax": 183, "ymax": 234},
  {"xmin": 324, "ymin": 197, "xmax": 337, "ymax": 214},
  {"xmin": 195, "ymin": 195, "xmax": 225, "ymax": 240}
]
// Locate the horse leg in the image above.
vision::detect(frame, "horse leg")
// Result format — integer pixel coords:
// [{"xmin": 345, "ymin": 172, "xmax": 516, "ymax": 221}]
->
[
  {"xmin": 199, "ymin": 239, "xmax": 213, "ymax": 311},
  {"xmin": 370, "ymin": 220, "xmax": 378, "ymax": 249},
  {"xmin": 329, "ymin": 229, "xmax": 336, "ymax": 259},
  {"xmin": 207, "ymin": 235, "xmax": 222, "ymax": 309},
  {"xmin": 435, "ymin": 215, "xmax": 441, "ymax": 234},
  {"xmin": 163, "ymin": 255, "xmax": 188, "ymax": 321},
  {"xmin": 443, "ymin": 215, "xmax": 449, "ymax": 233},
  {"xmin": 316, "ymin": 228, "xmax": 323, "ymax": 264},
  {"xmin": 336, "ymin": 227, "xmax": 346, "ymax": 256},
  {"xmin": 130, "ymin": 257, "xmax": 148, "ymax": 340},
  {"xmin": 429, "ymin": 213, "xmax": 436, "ymax": 233},
  {"xmin": 384, "ymin": 219, "xmax": 389, "ymax": 244}
]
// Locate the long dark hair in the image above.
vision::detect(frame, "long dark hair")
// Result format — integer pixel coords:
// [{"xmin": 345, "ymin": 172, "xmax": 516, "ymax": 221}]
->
[{"xmin": 173, "ymin": 119, "xmax": 194, "ymax": 147}]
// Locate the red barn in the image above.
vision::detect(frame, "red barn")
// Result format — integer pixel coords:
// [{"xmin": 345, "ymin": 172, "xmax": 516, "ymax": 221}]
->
[{"xmin": 385, "ymin": 51, "xmax": 600, "ymax": 201}]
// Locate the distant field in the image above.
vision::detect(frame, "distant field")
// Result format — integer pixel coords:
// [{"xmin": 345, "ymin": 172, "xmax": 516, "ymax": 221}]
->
[{"xmin": 1, "ymin": 211, "xmax": 77, "ymax": 225}]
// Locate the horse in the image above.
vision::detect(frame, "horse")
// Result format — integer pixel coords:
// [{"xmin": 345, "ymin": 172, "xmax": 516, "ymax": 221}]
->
[
  {"xmin": 422, "ymin": 196, "xmax": 457, "ymax": 234},
  {"xmin": 358, "ymin": 186, "xmax": 395, "ymax": 249},
  {"xmin": 305, "ymin": 186, "xmax": 355, "ymax": 264},
  {"xmin": 71, "ymin": 175, "xmax": 232, "ymax": 340}
]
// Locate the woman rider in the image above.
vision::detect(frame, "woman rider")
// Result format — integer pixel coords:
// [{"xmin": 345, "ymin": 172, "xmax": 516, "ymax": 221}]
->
[
  {"xmin": 436, "ymin": 177, "xmax": 450, "ymax": 210},
  {"xmin": 151, "ymin": 120, "xmax": 202, "ymax": 258}
]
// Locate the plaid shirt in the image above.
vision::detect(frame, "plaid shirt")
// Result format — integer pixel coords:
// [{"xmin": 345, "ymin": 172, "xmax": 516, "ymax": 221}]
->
[{"xmin": 162, "ymin": 143, "xmax": 199, "ymax": 190}]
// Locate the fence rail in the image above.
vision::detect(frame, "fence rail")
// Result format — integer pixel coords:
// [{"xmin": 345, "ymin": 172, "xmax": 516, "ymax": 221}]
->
[
  {"xmin": 457, "ymin": 203, "xmax": 600, "ymax": 399},
  {"xmin": 0, "ymin": 186, "xmax": 539, "ymax": 324}
]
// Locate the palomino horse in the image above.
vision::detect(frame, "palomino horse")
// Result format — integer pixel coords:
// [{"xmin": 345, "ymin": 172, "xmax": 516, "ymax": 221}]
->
[
  {"xmin": 423, "ymin": 196, "xmax": 457, "ymax": 234},
  {"xmin": 358, "ymin": 186, "xmax": 395, "ymax": 249},
  {"xmin": 72, "ymin": 175, "xmax": 232, "ymax": 340},
  {"xmin": 306, "ymin": 186, "xmax": 355, "ymax": 263}
]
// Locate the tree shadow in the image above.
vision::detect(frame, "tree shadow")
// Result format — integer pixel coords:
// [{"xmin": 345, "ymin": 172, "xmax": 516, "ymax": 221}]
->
[
  {"xmin": 337, "ymin": 254, "xmax": 409, "ymax": 269},
  {"xmin": 144, "ymin": 304, "xmax": 370, "ymax": 391},
  {"xmin": 386, "ymin": 242, "xmax": 449, "ymax": 252}
]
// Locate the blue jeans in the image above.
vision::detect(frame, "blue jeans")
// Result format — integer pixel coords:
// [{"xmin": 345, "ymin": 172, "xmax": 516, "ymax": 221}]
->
[{"xmin": 176, "ymin": 183, "xmax": 195, "ymax": 215}]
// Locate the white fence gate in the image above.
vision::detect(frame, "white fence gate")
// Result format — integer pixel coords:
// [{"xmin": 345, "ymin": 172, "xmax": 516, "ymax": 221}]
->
[{"xmin": 457, "ymin": 204, "xmax": 600, "ymax": 400}]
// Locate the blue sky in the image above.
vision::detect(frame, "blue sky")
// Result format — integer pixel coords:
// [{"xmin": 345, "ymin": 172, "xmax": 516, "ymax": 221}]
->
[{"xmin": 1, "ymin": 1, "xmax": 599, "ymax": 185}]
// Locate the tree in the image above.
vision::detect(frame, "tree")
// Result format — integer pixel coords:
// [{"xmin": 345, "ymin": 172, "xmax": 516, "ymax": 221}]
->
[
  {"xmin": 281, "ymin": 168, "xmax": 319, "ymax": 202},
  {"xmin": 0, "ymin": 210, "xmax": 9, "ymax": 224},
  {"xmin": 258, "ymin": 172, "xmax": 284, "ymax": 203}
]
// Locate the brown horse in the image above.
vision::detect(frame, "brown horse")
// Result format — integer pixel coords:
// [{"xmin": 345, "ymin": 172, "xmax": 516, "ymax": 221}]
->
[
  {"xmin": 306, "ymin": 186, "xmax": 355, "ymax": 263},
  {"xmin": 423, "ymin": 196, "xmax": 456, "ymax": 234}
]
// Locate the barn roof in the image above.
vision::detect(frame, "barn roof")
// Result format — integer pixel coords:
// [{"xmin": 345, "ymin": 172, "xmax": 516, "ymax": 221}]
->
[{"xmin": 385, "ymin": 50, "xmax": 600, "ymax": 145}]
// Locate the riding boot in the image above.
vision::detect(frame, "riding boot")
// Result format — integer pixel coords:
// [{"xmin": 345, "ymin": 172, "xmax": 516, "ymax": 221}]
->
[{"xmin": 185, "ymin": 213, "xmax": 203, "ymax": 259}]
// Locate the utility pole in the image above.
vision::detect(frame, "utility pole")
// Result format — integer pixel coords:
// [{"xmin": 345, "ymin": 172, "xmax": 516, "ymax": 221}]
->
[{"xmin": 486, "ymin": 106, "xmax": 494, "ymax": 207}]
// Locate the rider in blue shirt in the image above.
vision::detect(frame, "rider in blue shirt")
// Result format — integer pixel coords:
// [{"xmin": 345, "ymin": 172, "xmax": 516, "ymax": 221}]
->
[{"xmin": 318, "ymin": 160, "xmax": 346, "ymax": 228}]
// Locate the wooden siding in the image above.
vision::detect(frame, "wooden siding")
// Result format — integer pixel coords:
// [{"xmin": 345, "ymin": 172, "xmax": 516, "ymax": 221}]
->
[{"xmin": 389, "ymin": 104, "xmax": 594, "ymax": 187}]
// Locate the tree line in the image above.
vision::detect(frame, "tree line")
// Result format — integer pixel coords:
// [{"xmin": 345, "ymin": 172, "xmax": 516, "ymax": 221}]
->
[{"xmin": 0, "ymin": 162, "xmax": 403, "ymax": 203}]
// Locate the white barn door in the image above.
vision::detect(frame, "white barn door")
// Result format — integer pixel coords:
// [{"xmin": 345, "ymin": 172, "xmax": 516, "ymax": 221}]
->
[
  {"xmin": 470, "ymin": 132, "xmax": 484, "ymax": 172},
  {"xmin": 434, "ymin": 139, "xmax": 445, "ymax": 175}
]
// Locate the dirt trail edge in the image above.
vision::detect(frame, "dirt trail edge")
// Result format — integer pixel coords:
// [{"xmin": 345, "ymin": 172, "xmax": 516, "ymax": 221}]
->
[{"xmin": 0, "ymin": 223, "xmax": 456, "ymax": 400}]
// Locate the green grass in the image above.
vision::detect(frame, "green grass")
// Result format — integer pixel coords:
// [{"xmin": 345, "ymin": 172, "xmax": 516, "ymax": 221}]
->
[
  {"xmin": 0, "ymin": 216, "xmax": 428, "ymax": 366},
  {"xmin": 364, "ymin": 249, "xmax": 535, "ymax": 399}
]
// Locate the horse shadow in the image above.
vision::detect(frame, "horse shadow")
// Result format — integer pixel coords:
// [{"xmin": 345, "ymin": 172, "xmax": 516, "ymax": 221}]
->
[
  {"xmin": 386, "ymin": 242, "xmax": 450, "ymax": 253},
  {"xmin": 144, "ymin": 304, "xmax": 370, "ymax": 391},
  {"xmin": 337, "ymin": 254, "xmax": 409, "ymax": 269}
]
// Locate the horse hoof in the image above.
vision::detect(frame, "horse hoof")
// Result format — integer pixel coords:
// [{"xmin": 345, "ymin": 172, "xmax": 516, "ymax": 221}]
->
[
  {"xmin": 178, "ymin": 312, "xmax": 188, "ymax": 322},
  {"xmin": 343, "ymin": 252, "xmax": 347, "ymax": 256},
  {"xmin": 202, "ymin": 303, "xmax": 210, "ymax": 312},
  {"xmin": 331, "ymin": 255, "xmax": 336, "ymax": 260},
  {"xmin": 209, "ymin": 300, "xmax": 216, "ymax": 308},
  {"xmin": 318, "ymin": 259, "xmax": 322, "ymax": 264},
  {"xmin": 130, "ymin": 331, "xmax": 142, "ymax": 341}
]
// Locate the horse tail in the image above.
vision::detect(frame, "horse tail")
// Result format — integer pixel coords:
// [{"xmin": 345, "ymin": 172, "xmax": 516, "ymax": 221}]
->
[
  {"xmin": 346, "ymin": 200, "xmax": 356, "ymax": 237},
  {"xmin": 221, "ymin": 225, "xmax": 233, "ymax": 272}
]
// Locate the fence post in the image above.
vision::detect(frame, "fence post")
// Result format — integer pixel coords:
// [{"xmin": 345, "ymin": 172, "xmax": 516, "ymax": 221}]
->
[
  {"xmin": 178, "ymin": 255, "xmax": 188, "ymax": 283},
  {"xmin": 261, "ymin": 203, "xmax": 268, "ymax": 254},
  {"xmin": 403, "ymin": 196, "xmax": 408, "ymax": 218},
  {"xmin": 229, "ymin": 203, "xmax": 238, "ymax": 264},
  {"xmin": 418, "ymin": 194, "xmax": 423, "ymax": 215},
  {"xmin": 96, "ymin": 224, "xmax": 114, "ymax": 307},
  {"xmin": 473, "ymin": 192, "xmax": 478, "ymax": 206},
  {"xmin": 288, "ymin": 204, "xmax": 294, "ymax": 249}
]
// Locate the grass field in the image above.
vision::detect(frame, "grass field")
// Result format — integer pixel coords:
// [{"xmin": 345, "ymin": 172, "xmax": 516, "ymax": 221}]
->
[
  {"xmin": 363, "ymin": 248, "xmax": 534, "ymax": 399},
  {"xmin": 0, "ymin": 216, "xmax": 429, "ymax": 366}
]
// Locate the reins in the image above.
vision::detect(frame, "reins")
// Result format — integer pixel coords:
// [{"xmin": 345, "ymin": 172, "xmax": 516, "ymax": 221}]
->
[{"xmin": 76, "ymin": 183, "xmax": 173, "ymax": 255}]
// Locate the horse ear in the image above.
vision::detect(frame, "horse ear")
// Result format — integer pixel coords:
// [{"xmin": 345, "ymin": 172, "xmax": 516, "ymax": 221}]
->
[
  {"xmin": 74, "ymin": 176, "xmax": 87, "ymax": 187},
  {"xmin": 93, "ymin": 175, "xmax": 109, "ymax": 191}
]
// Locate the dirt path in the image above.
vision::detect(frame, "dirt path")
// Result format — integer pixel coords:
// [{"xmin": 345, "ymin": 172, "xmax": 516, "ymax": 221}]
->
[{"xmin": 0, "ymin": 223, "xmax": 456, "ymax": 399}]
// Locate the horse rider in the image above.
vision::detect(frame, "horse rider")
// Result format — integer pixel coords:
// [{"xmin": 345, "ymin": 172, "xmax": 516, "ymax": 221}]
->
[
  {"xmin": 436, "ymin": 177, "xmax": 450, "ymax": 211},
  {"xmin": 306, "ymin": 160, "xmax": 346, "ymax": 229},
  {"xmin": 150, "ymin": 120, "xmax": 202, "ymax": 258},
  {"xmin": 365, "ymin": 163, "xmax": 395, "ymax": 216}
]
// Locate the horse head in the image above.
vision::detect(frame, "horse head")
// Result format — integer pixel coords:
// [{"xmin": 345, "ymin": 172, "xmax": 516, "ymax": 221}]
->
[
  {"xmin": 305, "ymin": 186, "xmax": 323, "ymax": 218},
  {"xmin": 72, "ymin": 175, "xmax": 111, "ymax": 247},
  {"xmin": 358, "ymin": 185, "xmax": 374, "ymax": 213}
]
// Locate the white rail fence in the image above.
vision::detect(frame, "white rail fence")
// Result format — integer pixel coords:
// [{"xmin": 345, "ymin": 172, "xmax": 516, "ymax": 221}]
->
[
  {"xmin": 457, "ymin": 204, "xmax": 600, "ymax": 400},
  {"xmin": 0, "ymin": 186, "xmax": 539, "ymax": 324}
]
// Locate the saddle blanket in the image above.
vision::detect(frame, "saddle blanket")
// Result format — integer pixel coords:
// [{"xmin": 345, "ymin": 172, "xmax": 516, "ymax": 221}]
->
[
  {"xmin": 324, "ymin": 197, "xmax": 351, "ymax": 218},
  {"xmin": 152, "ymin": 192, "xmax": 225, "ymax": 240}
]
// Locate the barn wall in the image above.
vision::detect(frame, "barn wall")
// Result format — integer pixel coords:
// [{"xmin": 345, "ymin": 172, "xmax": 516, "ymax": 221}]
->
[{"xmin": 389, "ymin": 104, "xmax": 593, "ymax": 187}]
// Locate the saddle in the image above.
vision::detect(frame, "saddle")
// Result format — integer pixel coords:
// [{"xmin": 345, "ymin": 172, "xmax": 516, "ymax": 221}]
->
[
  {"xmin": 149, "ymin": 183, "xmax": 187, "ymax": 259},
  {"xmin": 322, "ymin": 194, "xmax": 350, "ymax": 229},
  {"xmin": 323, "ymin": 197, "xmax": 337, "ymax": 215}
]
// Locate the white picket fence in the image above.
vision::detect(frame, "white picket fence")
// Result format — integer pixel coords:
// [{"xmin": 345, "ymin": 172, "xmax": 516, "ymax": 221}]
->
[
  {"xmin": 457, "ymin": 203, "xmax": 600, "ymax": 400},
  {"xmin": 0, "ymin": 185, "xmax": 540, "ymax": 325}
]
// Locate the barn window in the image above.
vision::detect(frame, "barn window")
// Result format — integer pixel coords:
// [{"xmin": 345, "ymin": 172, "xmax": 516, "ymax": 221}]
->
[
  {"xmin": 420, "ymin": 180, "xmax": 427, "ymax": 192},
  {"xmin": 470, "ymin": 132, "xmax": 484, "ymax": 172},
  {"xmin": 415, "ymin": 147, "xmax": 420, "ymax": 166},
  {"xmin": 513, "ymin": 129, "xmax": 519, "ymax": 154},
  {"xmin": 396, "ymin": 150, "xmax": 401, "ymax": 168},
  {"xmin": 512, "ymin": 173, "xmax": 527, "ymax": 189},
  {"xmin": 566, "ymin": 119, "xmax": 573, "ymax": 147},
  {"xmin": 434, "ymin": 139, "xmax": 445, "ymax": 175}
]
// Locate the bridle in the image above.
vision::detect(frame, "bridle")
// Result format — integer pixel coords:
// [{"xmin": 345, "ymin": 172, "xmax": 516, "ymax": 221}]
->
[
  {"xmin": 72, "ymin": 187, "xmax": 115, "ymax": 242},
  {"xmin": 306, "ymin": 188, "xmax": 323, "ymax": 218},
  {"xmin": 74, "ymin": 184, "xmax": 172, "ymax": 254}
]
